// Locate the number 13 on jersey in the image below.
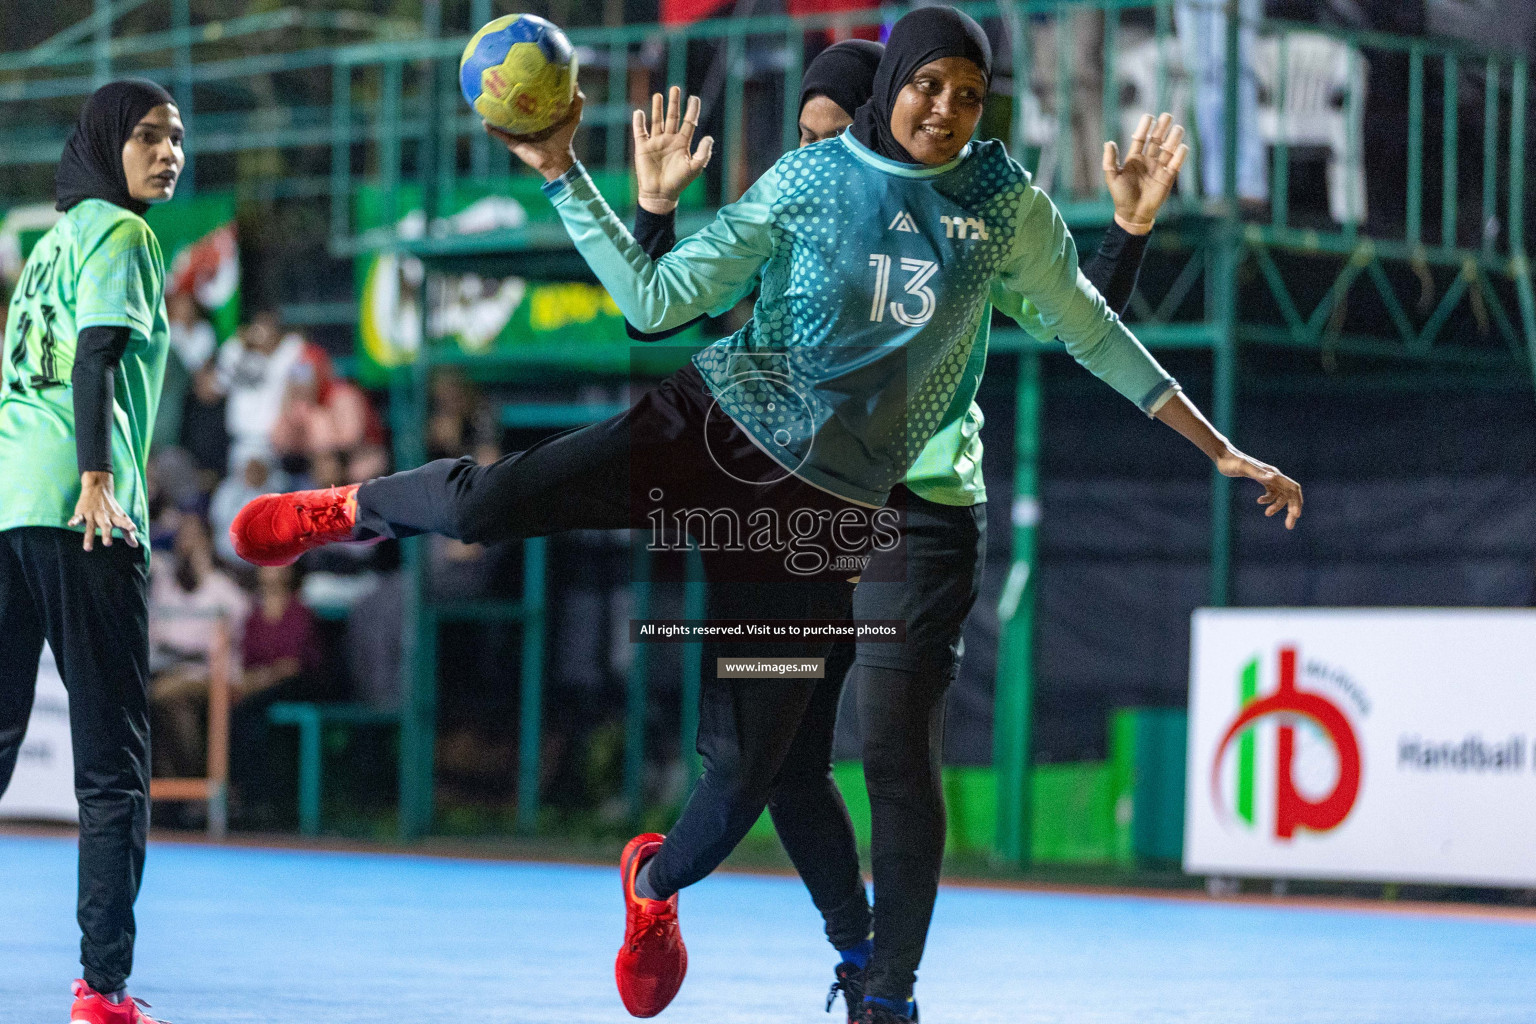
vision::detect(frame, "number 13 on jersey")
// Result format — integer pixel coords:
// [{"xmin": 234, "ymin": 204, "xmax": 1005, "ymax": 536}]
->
[{"xmin": 868, "ymin": 254, "xmax": 938, "ymax": 327}]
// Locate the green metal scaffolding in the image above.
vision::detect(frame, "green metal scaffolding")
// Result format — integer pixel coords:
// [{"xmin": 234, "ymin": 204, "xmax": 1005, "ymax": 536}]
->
[{"xmin": 4, "ymin": 1, "xmax": 1533, "ymax": 859}]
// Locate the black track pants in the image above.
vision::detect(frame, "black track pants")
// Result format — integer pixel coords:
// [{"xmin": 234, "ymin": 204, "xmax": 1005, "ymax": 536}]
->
[
  {"xmin": 0, "ymin": 526, "xmax": 150, "ymax": 994},
  {"xmin": 354, "ymin": 364, "xmax": 870, "ymax": 933}
]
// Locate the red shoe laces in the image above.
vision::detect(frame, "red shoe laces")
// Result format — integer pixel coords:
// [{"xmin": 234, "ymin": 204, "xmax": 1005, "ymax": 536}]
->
[
  {"xmin": 627, "ymin": 902, "xmax": 675, "ymax": 952},
  {"xmin": 295, "ymin": 491, "xmax": 351, "ymax": 539}
]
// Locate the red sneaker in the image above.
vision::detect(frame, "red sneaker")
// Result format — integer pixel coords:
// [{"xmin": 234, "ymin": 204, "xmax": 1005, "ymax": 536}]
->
[
  {"xmin": 70, "ymin": 980, "xmax": 169, "ymax": 1024},
  {"xmin": 230, "ymin": 484, "xmax": 360, "ymax": 566},
  {"xmin": 615, "ymin": 833, "xmax": 687, "ymax": 1017}
]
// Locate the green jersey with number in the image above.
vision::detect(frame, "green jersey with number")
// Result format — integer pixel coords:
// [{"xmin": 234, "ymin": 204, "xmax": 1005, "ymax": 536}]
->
[
  {"xmin": 0, "ymin": 199, "xmax": 169, "ymax": 548},
  {"xmin": 545, "ymin": 133, "xmax": 1177, "ymax": 508}
]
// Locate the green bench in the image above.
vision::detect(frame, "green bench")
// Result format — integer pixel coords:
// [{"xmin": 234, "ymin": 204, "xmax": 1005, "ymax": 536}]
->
[{"xmin": 267, "ymin": 702, "xmax": 400, "ymax": 836}]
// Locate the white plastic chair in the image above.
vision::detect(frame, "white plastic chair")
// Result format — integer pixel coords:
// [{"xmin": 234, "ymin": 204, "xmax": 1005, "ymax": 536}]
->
[{"xmin": 1252, "ymin": 31, "xmax": 1369, "ymax": 224}]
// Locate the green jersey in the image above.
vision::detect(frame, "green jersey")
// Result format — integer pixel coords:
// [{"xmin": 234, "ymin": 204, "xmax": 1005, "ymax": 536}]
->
[{"xmin": 0, "ymin": 199, "xmax": 169, "ymax": 549}]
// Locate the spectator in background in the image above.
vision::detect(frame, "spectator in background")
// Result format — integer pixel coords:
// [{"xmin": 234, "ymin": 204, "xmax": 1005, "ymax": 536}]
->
[
  {"xmin": 426, "ymin": 369, "xmax": 497, "ymax": 463},
  {"xmin": 210, "ymin": 455, "xmax": 282, "ymax": 567},
  {"xmin": 153, "ymin": 290, "xmax": 217, "ymax": 452},
  {"xmin": 230, "ymin": 562, "xmax": 321, "ymax": 824},
  {"xmin": 1177, "ymin": 0, "xmax": 1268, "ymax": 208},
  {"xmin": 213, "ymin": 310, "xmax": 303, "ymax": 472},
  {"xmin": 270, "ymin": 343, "xmax": 376, "ymax": 462},
  {"xmin": 183, "ymin": 354, "xmax": 229, "ymax": 485},
  {"xmin": 148, "ymin": 514, "xmax": 248, "ymax": 780}
]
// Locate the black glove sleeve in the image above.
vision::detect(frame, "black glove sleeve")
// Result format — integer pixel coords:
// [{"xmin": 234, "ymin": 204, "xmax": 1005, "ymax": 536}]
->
[
  {"xmin": 625, "ymin": 207, "xmax": 708, "ymax": 342},
  {"xmin": 71, "ymin": 324, "xmax": 131, "ymax": 475},
  {"xmin": 1079, "ymin": 221, "xmax": 1151, "ymax": 317}
]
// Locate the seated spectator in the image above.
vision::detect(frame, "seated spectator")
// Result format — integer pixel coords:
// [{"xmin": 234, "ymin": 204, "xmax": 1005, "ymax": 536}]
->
[
  {"xmin": 210, "ymin": 455, "xmax": 284, "ymax": 567},
  {"xmin": 270, "ymin": 344, "xmax": 378, "ymax": 460},
  {"xmin": 212, "ymin": 311, "xmax": 304, "ymax": 472},
  {"xmin": 148, "ymin": 514, "xmax": 249, "ymax": 780},
  {"xmin": 230, "ymin": 563, "xmax": 323, "ymax": 825},
  {"xmin": 183, "ymin": 357, "xmax": 230, "ymax": 485},
  {"xmin": 154, "ymin": 290, "xmax": 218, "ymax": 452}
]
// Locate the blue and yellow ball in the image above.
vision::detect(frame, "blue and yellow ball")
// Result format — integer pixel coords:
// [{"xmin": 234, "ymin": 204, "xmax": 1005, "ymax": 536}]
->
[{"xmin": 459, "ymin": 14, "xmax": 578, "ymax": 137}]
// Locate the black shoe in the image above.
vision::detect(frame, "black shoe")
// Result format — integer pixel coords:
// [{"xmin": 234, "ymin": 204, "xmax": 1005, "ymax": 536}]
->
[
  {"xmin": 855, "ymin": 999, "xmax": 920, "ymax": 1024},
  {"xmin": 826, "ymin": 962, "xmax": 866, "ymax": 1023}
]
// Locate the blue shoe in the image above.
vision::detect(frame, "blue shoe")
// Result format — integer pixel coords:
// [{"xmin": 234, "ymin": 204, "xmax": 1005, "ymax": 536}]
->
[{"xmin": 857, "ymin": 997, "xmax": 919, "ymax": 1023}]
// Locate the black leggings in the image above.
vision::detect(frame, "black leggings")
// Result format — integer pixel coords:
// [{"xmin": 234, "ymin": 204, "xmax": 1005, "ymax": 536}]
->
[
  {"xmin": 355, "ymin": 364, "xmax": 870, "ymax": 942},
  {"xmin": 848, "ymin": 488, "xmax": 987, "ymax": 1003},
  {"xmin": 0, "ymin": 526, "xmax": 150, "ymax": 995}
]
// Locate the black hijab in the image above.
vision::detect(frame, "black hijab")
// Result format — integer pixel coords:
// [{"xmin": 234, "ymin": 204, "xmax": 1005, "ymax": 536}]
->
[
  {"xmin": 799, "ymin": 39, "xmax": 885, "ymax": 120},
  {"xmin": 55, "ymin": 78, "xmax": 177, "ymax": 217},
  {"xmin": 849, "ymin": 6, "xmax": 992, "ymax": 165}
]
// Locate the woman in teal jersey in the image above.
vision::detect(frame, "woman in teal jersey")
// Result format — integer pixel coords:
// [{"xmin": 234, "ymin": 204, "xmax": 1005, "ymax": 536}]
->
[
  {"xmin": 235, "ymin": 8, "xmax": 1299, "ymax": 1019},
  {"xmin": 0, "ymin": 80, "xmax": 183, "ymax": 1024},
  {"xmin": 625, "ymin": 56, "xmax": 1187, "ymax": 1020}
]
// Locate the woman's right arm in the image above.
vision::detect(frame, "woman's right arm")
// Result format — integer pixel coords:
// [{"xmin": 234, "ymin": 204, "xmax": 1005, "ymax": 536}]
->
[
  {"xmin": 625, "ymin": 87, "xmax": 712, "ymax": 342},
  {"xmin": 487, "ymin": 97, "xmax": 773, "ymax": 334}
]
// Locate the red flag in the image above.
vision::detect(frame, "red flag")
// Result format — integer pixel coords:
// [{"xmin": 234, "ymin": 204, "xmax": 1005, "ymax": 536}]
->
[{"xmin": 661, "ymin": 0, "xmax": 733, "ymax": 25}]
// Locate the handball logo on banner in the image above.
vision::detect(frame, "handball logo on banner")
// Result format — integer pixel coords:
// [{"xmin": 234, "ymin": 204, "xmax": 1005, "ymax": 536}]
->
[{"xmin": 1211, "ymin": 646, "xmax": 1364, "ymax": 841}]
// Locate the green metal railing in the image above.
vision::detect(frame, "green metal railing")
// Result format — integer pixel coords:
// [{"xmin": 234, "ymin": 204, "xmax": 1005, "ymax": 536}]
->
[{"xmin": 5, "ymin": 2, "xmax": 1534, "ymax": 860}]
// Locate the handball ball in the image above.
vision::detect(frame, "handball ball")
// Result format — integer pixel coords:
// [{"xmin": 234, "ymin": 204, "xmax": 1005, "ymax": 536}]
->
[{"xmin": 460, "ymin": 14, "xmax": 578, "ymax": 136}]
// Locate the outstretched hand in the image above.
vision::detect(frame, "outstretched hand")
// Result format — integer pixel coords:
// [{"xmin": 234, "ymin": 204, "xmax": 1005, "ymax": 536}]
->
[
  {"xmin": 1103, "ymin": 112, "xmax": 1188, "ymax": 235},
  {"xmin": 484, "ymin": 91, "xmax": 585, "ymax": 182},
  {"xmin": 1216, "ymin": 449, "xmax": 1305, "ymax": 530},
  {"xmin": 633, "ymin": 86, "xmax": 714, "ymax": 214}
]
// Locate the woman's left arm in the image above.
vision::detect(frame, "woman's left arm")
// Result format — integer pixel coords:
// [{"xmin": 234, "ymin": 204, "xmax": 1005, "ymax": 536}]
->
[
  {"xmin": 67, "ymin": 216, "xmax": 162, "ymax": 551},
  {"xmin": 995, "ymin": 183, "xmax": 1302, "ymax": 528},
  {"xmin": 1153, "ymin": 392, "xmax": 1303, "ymax": 529},
  {"xmin": 993, "ymin": 184, "xmax": 1177, "ymax": 416}
]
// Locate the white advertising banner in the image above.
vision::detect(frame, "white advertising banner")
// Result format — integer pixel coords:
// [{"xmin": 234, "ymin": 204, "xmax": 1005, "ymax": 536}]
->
[
  {"xmin": 0, "ymin": 644, "xmax": 76, "ymax": 822},
  {"xmin": 1185, "ymin": 609, "xmax": 1536, "ymax": 887}
]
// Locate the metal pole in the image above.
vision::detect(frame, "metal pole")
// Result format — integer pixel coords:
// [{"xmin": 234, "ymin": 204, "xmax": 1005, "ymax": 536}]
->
[
  {"xmin": 330, "ymin": 61, "xmax": 352, "ymax": 250},
  {"xmin": 395, "ymin": 357, "xmax": 434, "ymax": 840},
  {"xmin": 1442, "ymin": 53, "xmax": 1459, "ymax": 249},
  {"xmin": 171, "ymin": 0, "xmax": 194, "ymax": 195},
  {"xmin": 1407, "ymin": 46, "xmax": 1424, "ymax": 246},
  {"xmin": 625, "ymin": 542, "xmax": 653, "ymax": 824},
  {"xmin": 781, "ymin": 24, "xmax": 803, "ymax": 156},
  {"xmin": 994, "ymin": 350, "xmax": 1041, "ymax": 868},
  {"xmin": 93, "ymin": 0, "xmax": 111, "ymax": 87},
  {"xmin": 1507, "ymin": 59, "xmax": 1536, "ymax": 401},
  {"xmin": 607, "ymin": 42, "xmax": 628, "ymax": 172},
  {"xmin": 470, "ymin": 0, "xmax": 493, "ymax": 178},
  {"xmin": 381, "ymin": 61, "xmax": 404, "ymax": 228},
  {"xmin": 515, "ymin": 539, "xmax": 548, "ymax": 836},
  {"xmin": 1209, "ymin": 0, "xmax": 1242, "ymax": 607},
  {"xmin": 1221, "ymin": 0, "xmax": 1239, "ymax": 205},
  {"xmin": 723, "ymin": 29, "xmax": 746, "ymax": 202}
]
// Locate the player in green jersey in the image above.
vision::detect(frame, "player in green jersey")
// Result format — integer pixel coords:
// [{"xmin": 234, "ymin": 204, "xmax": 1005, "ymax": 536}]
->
[{"xmin": 0, "ymin": 79, "xmax": 183, "ymax": 1024}]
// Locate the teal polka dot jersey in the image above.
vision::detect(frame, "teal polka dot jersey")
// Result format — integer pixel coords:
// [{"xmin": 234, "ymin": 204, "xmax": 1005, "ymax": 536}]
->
[{"xmin": 542, "ymin": 131, "xmax": 1178, "ymax": 508}]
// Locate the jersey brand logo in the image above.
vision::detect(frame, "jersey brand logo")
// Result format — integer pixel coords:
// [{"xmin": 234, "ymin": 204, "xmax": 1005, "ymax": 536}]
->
[
  {"xmin": 888, "ymin": 211, "xmax": 919, "ymax": 233},
  {"xmin": 940, "ymin": 215, "xmax": 989, "ymax": 240}
]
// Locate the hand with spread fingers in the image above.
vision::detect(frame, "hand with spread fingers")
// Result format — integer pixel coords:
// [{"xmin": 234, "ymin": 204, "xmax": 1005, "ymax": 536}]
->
[
  {"xmin": 1103, "ymin": 112, "xmax": 1189, "ymax": 235},
  {"xmin": 484, "ymin": 91, "xmax": 585, "ymax": 182},
  {"xmin": 632, "ymin": 86, "xmax": 715, "ymax": 215},
  {"xmin": 1216, "ymin": 448, "xmax": 1305, "ymax": 530},
  {"xmin": 68, "ymin": 471, "xmax": 139, "ymax": 551}
]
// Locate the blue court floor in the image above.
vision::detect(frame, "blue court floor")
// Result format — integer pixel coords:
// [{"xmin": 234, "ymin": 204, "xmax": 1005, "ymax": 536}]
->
[{"xmin": 3, "ymin": 834, "xmax": 1533, "ymax": 1024}]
